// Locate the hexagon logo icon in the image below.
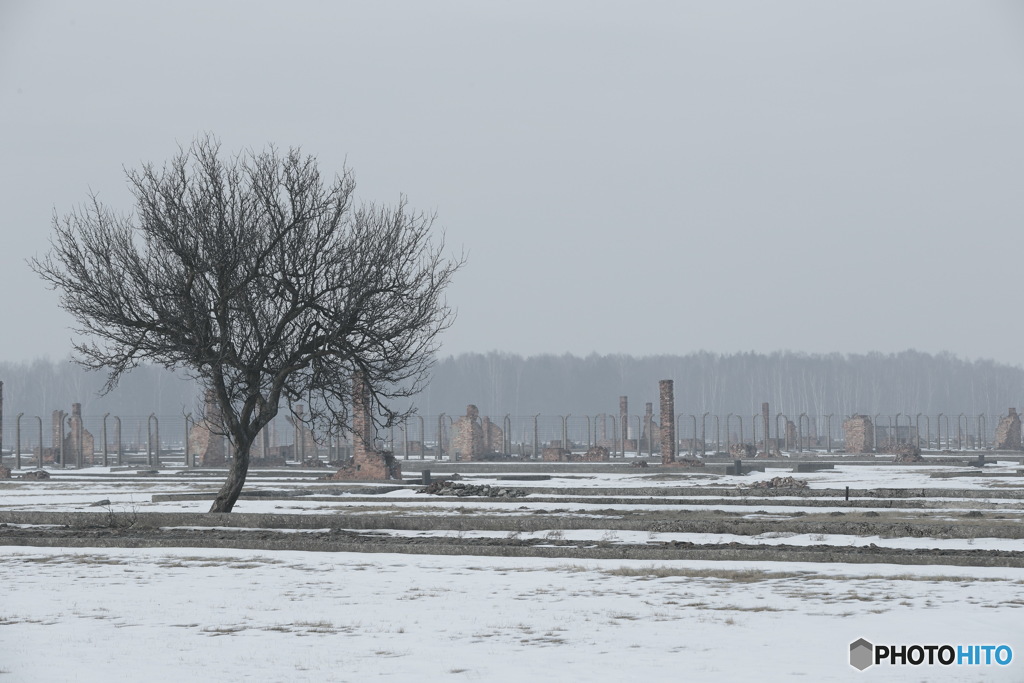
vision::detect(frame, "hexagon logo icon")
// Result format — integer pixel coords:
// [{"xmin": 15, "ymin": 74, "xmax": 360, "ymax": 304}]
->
[{"xmin": 850, "ymin": 638, "xmax": 874, "ymax": 671}]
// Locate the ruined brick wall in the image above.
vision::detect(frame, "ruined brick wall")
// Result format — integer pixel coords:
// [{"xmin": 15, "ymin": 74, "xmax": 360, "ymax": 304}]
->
[
  {"xmin": 448, "ymin": 409, "xmax": 505, "ymax": 460},
  {"xmin": 190, "ymin": 390, "xmax": 227, "ymax": 467},
  {"xmin": 331, "ymin": 372, "xmax": 401, "ymax": 480},
  {"xmin": 785, "ymin": 420, "xmax": 797, "ymax": 449},
  {"xmin": 994, "ymin": 408, "xmax": 1022, "ymax": 451},
  {"xmin": 481, "ymin": 417, "xmax": 504, "ymax": 456},
  {"xmin": 843, "ymin": 415, "xmax": 874, "ymax": 453},
  {"xmin": 67, "ymin": 403, "xmax": 95, "ymax": 464},
  {"xmin": 45, "ymin": 406, "xmax": 95, "ymax": 466},
  {"xmin": 452, "ymin": 405, "xmax": 484, "ymax": 460}
]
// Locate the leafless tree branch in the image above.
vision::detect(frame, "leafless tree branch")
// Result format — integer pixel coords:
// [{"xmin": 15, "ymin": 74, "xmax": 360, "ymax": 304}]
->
[{"xmin": 31, "ymin": 134, "xmax": 464, "ymax": 512}]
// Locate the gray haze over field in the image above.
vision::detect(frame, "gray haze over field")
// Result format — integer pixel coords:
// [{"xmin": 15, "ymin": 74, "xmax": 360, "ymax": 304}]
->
[{"xmin": 2, "ymin": 1, "xmax": 1023, "ymax": 366}]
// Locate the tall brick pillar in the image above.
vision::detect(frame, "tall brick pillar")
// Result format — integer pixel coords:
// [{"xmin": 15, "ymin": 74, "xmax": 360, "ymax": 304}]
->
[
  {"xmin": 761, "ymin": 402, "xmax": 771, "ymax": 454},
  {"xmin": 659, "ymin": 380, "xmax": 676, "ymax": 465},
  {"xmin": 642, "ymin": 402, "xmax": 654, "ymax": 452},
  {"xmin": 69, "ymin": 403, "xmax": 84, "ymax": 468},
  {"xmin": 352, "ymin": 372, "xmax": 373, "ymax": 459},
  {"xmin": 619, "ymin": 396, "xmax": 628, "ymax": 457}
]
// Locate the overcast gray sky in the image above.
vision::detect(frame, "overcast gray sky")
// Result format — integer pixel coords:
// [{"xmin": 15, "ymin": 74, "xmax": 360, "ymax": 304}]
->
[{"xmin": 2, "ymin": 1, "xmax": 1023, "ymax": 366}]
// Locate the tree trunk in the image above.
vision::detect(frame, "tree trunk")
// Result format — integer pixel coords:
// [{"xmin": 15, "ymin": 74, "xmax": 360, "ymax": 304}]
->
[{"xmin": 209, "ymin": 439, "xmax": 251, "ymax": 513}]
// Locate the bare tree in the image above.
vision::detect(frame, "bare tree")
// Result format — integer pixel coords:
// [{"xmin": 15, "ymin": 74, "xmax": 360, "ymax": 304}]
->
[{"xmin": 32, "ymin": 136, "xmax": 462, "ymax": 512}]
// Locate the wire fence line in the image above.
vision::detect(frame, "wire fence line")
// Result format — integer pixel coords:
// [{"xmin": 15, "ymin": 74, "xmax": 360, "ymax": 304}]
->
[{"xmin": 0, "ymin": 409, "xmax": 1015, "ymax": 467}]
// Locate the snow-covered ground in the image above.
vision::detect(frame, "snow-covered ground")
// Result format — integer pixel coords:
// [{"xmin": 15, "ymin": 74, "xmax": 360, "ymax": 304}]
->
[
  {"xmin": 2, "ymin": 547, "xmax": 1023, "ymax": 682},
  {"xmin": 2, "ymin": 462, "xmax": 1022, "ymax": 516},
  {"xmin": 4, "ymin": 462, "xmax": 1024, "ymax": 680}
]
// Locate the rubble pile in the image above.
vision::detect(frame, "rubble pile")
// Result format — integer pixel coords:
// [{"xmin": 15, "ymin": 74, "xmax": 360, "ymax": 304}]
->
[
  {"xmin": 746, "ymin": 476, "xmax": 808, "ymax": 489},
  {"xmin": 252, "ymin": 455, "xmax": 288, "ymax": 467},
  {"xmin": 541, "ymin": 446, "xmax": 610, "ymax": 462},
  {"xmin": 879, "ymin": 440, "xmax": 923, "ymax": 462},
  {"xmin": 420, "ymin": 481, "xmax": 527, "ymax": 498},
  {"xmin": 579, "ymin": 446, "xmax": 611, "ymax": 462},
  {"xmin": 664, "ymin": 457, "xmax": 705, "ymax": 468},
  {"xmin": 300, "ymin": 458, "xmax": 327, "ymax": 468},
  {"xmin": 730, "ymin": 443, "xmax": 757, "ymax": 458},
  {"xmin": 19, "ymin": 470, "xmax": 50, "ymax": 480}
]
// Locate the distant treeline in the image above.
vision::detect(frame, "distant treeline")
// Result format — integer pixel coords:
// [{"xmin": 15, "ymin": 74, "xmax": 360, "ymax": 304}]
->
[
  {"xmin": 408, "ymin": 350, "xmax": 1024, "ymax": 419},
  {"xmin": 0, "ymin": 359, "xmax": 199, "ymax": 419},
  {"xmin": 2, "ymin": 350, "xmax": 1022, "ymax": 420}
]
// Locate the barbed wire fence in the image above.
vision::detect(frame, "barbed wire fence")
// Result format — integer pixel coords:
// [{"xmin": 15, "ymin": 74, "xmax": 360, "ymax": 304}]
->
[{"xmin": 0, "ymin": 406, "xmax": 1015, "ymax": 468}]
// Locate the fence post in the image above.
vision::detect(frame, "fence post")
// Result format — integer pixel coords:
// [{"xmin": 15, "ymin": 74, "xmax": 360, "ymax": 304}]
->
[
  {"xmin": 15, "ymin": 412, "xmax": 23, "ymax": 470},
  {"xmin": 102, "ymin": 413, "xmax": 110, "ymax": 467}
]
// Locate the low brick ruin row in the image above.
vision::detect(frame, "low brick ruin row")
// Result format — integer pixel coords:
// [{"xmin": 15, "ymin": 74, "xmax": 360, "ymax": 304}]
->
[{"xmin": 2, "ymin": 374, "xmax": 1022, "ymax": 480}]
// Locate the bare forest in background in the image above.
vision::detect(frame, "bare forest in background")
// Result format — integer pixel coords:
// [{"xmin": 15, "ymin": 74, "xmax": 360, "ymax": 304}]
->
[{"xmin": 2, "ymin": 350, "xmax": 1022, "ymax": 421}]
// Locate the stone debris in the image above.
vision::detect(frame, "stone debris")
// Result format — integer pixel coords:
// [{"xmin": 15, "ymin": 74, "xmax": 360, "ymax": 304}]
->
[
  {"xmin": 579, "ymin": 446, "xmax": 611, "ymax": 462},
  {"xmin": 662, "ymin": 457, "xmax": 705, "ymax": 468},
  {"xmin": 631, "ymin": 460, "xmax": 649, "ymax": 468},
  {"xmin": 0, "ymin": 466, "xmax": 11, "ymax": 479},
  {"xmin": 544, "ymin": 446, "xmax": 610, "ymax": 462},
  {"xmin": 252, "ymin": 454, "xmax": 288, "ymax": 468},
  {"xmin": 300, "ymin": 458, "xmax": 327, "ymax": 468},
  {"xmin": 878, "ymin": 440, "xmax": 923, "ymax": 461},
  {"xmin": 19, "ymin": 470, "xmax": 50, "ymax": 480},
  {"xmin": 730, "ymin": 443, "xmax": 757, "ymax": 458},
  {"xmin": 541, "ymin": 447, "xmax": 572, "ymax": 461},
  {"xmin": 746, "ymin": 476, "xmax": 808, "ymax": 489},
  {"xmin": 420, "ymin": 481, "xmax": 527, "ymax": 498}
]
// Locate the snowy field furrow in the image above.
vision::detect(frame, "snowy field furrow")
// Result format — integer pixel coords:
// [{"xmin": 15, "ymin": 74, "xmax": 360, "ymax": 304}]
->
[{"xmin": 2, "ymin": 547, "xmax": 1022, "ymax": 682}]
